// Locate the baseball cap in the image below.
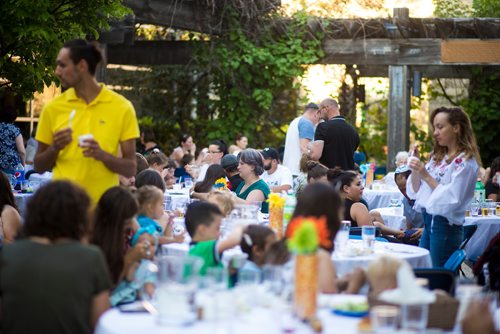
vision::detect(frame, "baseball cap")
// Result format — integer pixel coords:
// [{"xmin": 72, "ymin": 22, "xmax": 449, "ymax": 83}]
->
[
  {"xmin": 261, "ymin": 147, "xmax": 279, "ymax": 160},
  {"xmin": 305, "ymin": 102, "xmax": 319, "ymax": 110},
  {"xmin": 221, "ymin": 154, "xmax": 238, "ymax": 169}
]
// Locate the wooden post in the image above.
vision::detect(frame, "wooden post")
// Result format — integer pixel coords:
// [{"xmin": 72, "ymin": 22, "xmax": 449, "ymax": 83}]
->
[
  {"xmin": 387, "ymin": 8, "xmax": 411, "ymax": 171},
  {"xmin": 387, "ymin": 66, "xmax": 411, "ymax": 171}
]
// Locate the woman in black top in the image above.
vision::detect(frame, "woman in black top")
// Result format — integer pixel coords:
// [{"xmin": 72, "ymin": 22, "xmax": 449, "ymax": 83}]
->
[
  {"xmin": 485, "ymin": 156, "xmax": 500, "ymax": 201},
  {"xmin": 329, "ymin": 168, "xmax": 404, "ymax": 238}
]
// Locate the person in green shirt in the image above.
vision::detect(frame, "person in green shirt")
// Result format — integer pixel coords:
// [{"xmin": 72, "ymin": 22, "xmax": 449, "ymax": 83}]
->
[{"xmin": 186, "ymin": 201, "xmax": 243, "ymax": 275}]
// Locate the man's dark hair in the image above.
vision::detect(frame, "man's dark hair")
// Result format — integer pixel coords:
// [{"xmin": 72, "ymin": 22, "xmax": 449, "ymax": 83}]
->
[
  {"xmin": 142, "ymin": 127, "xmax": 156, "ymax": 142},
  {"xmin": 24, "ymin": 181, "xmax": 90, "ymax": 241},
  {"xmin": 210, "ymin": 139, "xmax": 228, "ymax": 155},
  {"xmin": 185, "ymin": 201, "xmax": 222, "ymax": 238},
  {"xmin": 63, "ymin": 39, "xmax": 103, "ymax": 75}
]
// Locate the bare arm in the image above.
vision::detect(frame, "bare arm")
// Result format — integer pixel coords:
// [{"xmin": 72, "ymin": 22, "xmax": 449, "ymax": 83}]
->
[
  {"xmin": 90, "ymin": 291, "xmax": 110, "ymax": 330},
  {"xmin": 34, "ymin": 128, "xmax": 73, "ymax": 173},
  {"xmin": 299, "ymin": 138, "xmax": 311, "ymax": 155},
  {"xmin": 318, "ymin": 249, "xmax": 337, "ymax": 293},
  {"xmin": 1, "ymin": 206, "xmax": 22, "ymax": 243},
  {"xmin": 15, "ymin": 134, "xmax": 26, "ymax": 165},
  {"xmin": 83, "ymin": 138, "xmax": 137, "ymax": 178},
  {"xmin": 309, "ymin": 140, "xmax": 324, "ymax": 161},
  {"xmin": 217, "ymin": 224, "xmax": 244, "ymax": 253},
  {"xmin": 270, "ymin": 184, "xmax": 291, "ymax": 193}
]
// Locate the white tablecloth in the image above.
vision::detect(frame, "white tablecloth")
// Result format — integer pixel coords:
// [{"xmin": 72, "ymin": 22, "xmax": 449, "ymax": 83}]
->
[
  {"xmin": 464, "ymin": 215, "xmax": 500, "ymax": 262},
  {"xmin": 372, "ymin": 207, "xmax": 407, "ymax": 231},
  {"xmin": 362, "ymin": 188, "xmax": 403, "ymax": 210},
  {"xmin": 95, "ymin": 296, "xmax": 362, "ymax": 334},
  {"xmin": 332, "ymin": 240, "xmax": 432, "ymax": 276}
]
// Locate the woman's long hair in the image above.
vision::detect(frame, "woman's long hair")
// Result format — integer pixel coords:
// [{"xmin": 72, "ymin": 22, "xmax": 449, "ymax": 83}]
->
[
  {"xmin": 91, "ymin": 187, "xmax": 138, "ymax": 285},
  {"xmin": 194, "ymin": 164, "xmax": 226, "ymax": 193},
  {"xmin": 291, "ymin": 182, "xmax": 342, "ymax": 252},
  {"xmin": 430, "ymin": 107, "xmax": 481, "ymax": 165},
  {"xmin": 0, "ymin": 172, "xmax": 17, "ymax": 211}
]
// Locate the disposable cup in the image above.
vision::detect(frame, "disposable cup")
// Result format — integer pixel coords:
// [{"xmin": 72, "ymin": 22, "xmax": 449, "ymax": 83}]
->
[{"xmin": 78, "ymin": 134, "xmax": 94, "ymax": 147}]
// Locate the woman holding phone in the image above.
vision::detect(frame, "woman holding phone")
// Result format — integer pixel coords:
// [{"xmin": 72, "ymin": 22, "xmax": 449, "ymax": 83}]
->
[{"xmin": 407, "ymin": 107, "xmax": 480, "ymax": 267}]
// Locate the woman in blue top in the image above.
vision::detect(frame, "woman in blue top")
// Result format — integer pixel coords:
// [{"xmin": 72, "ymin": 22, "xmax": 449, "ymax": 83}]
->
[
  {"xmin": 0, "ymin": 107, "xmax": 25, "ymax": 174},
  {"xmin": 234, "ymin": 149, "xmax": 271, "ymax": 213}
]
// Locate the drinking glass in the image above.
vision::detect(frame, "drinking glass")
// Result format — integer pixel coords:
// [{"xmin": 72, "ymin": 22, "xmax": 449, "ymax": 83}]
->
[
  {"xmin": 470, "ymin": 200, "xmax": 480, "ymax": 217},
  {"xmin": 362, "ymin": 225, "xmax": 376, "ymax": 251},
  {"xmin": 20, "ymin": 180, "xmax": 29, "ymax": 193},
  {"xmin": 156, "ymin": 256, "xmax": 203, "ymax": 326},
  {"xmin": 335, "ymin": 221, "xmax": 351, "ymax": 253},
  {"xmin": 237, "ymin": 270, "xmax": 261, "ymax": 287},
  {"xmin": 401, "ymin": 304, "xmax": 429, "ymax": 333},
  {"xmin": 184, "ymin": 177, "xmax": 194, "ymax": 190},
  {"xmin": 370, "ymin": 305, "xmax": 399, "ymax": 333},
  {"xmin": 485, "ymin": 199, "xmax": 495, "ymax": 216},
  {"xmin": 481, "ymin": 200, "xmax": 489, "ymax": 216}
]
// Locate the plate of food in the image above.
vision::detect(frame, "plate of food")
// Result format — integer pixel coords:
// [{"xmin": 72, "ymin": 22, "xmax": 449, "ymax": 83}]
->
[{"xmin": 331, "ymin": 300, "xmax": 369, "ymax": 317}]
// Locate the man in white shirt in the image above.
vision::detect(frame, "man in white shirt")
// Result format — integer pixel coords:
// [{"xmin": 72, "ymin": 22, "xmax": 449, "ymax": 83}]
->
[
  {"xmin": 283, "ymin": 102, "xmax": 320, "ymax": 176},
  {"xmin": 261, "ymin": 147, "xmax": 293, "ymax": 193}
]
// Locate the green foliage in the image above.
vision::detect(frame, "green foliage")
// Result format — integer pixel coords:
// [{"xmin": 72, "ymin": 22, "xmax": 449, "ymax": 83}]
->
[
  {"xmin": 463, "ymin": 69, "xmax": 500, "ymax": 166},
  {"xmin": 433, "ymin": 0, "xmax": 473, "ymax": 17},
  {"xmin": 357, "ymin": 103, "xmax": 387, "ymax": 164},
  {"xmin": 0, "ymin": 0, "xmax": 129, "ymax": 99},
  {"xmin": 432, "ymin": 0, "xmax": 500, "ymax": 166},
  {"xmin": 473, "ymin": 0, "xmax": 500, "ymax": 17},
  {"xmin": 194, "ymin": 9, "xmax": 324, "ymax": 147}
]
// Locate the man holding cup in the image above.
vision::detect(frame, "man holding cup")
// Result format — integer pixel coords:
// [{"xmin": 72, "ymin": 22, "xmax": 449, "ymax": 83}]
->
[{"xmin": 34, "ymin": 39, "xmax": 139, "ymax": 204}]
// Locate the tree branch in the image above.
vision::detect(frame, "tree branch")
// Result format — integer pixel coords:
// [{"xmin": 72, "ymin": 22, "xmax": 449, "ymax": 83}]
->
[{"xmin": 437, "ymin": 78, "xmax": 460, "ymax": 106}]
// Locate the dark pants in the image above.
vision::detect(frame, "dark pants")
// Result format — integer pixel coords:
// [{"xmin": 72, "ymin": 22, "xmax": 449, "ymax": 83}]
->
[{"xmin": 420, "ymin": 211, "xmax": 463, "ymax": 268}]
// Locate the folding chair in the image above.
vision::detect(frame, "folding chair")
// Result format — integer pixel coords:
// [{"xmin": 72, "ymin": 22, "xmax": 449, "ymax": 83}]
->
[
  {"xmin": 444, "ymin": 249, "xmax": 467, "ymax": 275},
  {"xmin": 414, "ymin": 268, "xmax": 457, "ymax": 296}
]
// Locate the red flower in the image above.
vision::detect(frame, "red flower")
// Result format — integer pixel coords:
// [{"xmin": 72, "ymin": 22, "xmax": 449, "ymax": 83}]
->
[{"xmin": 455, "ymin": 157, "xmax": 463, "ymax": 164}]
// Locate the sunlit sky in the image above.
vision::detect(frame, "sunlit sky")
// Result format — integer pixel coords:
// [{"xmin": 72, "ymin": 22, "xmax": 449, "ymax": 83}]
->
[{"xmin": 282, "ymin": 0, "xmax": 435, "ymax": 104}]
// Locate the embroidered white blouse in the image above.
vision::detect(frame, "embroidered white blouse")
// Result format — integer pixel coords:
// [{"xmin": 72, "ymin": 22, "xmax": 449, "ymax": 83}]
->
[{"xmin": 406, "ymin": 152, "xmax": 478, "ymax": 225}]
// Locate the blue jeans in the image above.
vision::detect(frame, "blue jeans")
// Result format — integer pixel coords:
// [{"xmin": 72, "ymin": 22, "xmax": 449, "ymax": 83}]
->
[{"xmin": 420, "ymin": 211, "xmax": 463, "ymax": 267}]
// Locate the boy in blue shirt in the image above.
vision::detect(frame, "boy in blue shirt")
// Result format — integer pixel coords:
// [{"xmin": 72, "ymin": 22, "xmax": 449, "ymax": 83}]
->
[{"xmin": 186, "ymin": 201, "xmax": 243, "ymax": 275}]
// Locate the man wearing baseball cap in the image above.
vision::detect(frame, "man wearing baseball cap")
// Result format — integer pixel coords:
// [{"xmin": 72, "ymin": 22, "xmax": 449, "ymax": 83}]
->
[
  {"xmin": 260, "ymin": 147, "xmax": 293, "ymax": 193},
  {"xmin": 283, "ymin": 102, "xmax": 321, "ymax": 176}
]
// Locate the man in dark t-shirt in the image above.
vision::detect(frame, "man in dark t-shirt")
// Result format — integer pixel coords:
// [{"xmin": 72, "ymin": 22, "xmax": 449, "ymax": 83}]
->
[{"xmin": 310, "ymin": 98, "xmax": 359, "ymax": 170}]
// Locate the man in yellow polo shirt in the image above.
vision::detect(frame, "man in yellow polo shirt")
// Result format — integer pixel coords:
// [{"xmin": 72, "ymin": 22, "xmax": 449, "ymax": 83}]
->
[{"xmin": 34, "ymin": 39, "xmax": 139, "ymax": 204}]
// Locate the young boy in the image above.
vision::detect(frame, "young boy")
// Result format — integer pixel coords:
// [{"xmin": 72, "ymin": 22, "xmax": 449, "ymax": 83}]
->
[{"xmin": 185, "ymin": 201, "xmax": 243, "ymax": 275}]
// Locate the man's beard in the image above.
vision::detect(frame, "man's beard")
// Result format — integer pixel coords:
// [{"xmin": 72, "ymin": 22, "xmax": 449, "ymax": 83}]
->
[{"xmin": 264, "ymin": 162, "xmax": 272, "ymax": 171}]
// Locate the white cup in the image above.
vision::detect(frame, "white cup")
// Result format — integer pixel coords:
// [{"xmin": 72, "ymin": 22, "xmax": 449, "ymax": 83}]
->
[
  {"xmin": 407, "ymin": 156, "xmax": 420, "ymax": 170},
  {"xmin": 78, "ymin": 134, "xmax": 94, "ymax": 147}
]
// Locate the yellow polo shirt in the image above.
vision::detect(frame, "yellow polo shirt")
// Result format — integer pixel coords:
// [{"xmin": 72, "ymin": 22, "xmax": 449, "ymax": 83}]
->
[{"xmin": 36, "ymin": 84, "xmax": 139, "ymax": 204}]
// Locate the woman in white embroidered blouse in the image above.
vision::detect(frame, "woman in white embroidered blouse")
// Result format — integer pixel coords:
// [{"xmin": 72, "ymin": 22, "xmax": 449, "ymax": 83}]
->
[{"xmin": 407, "ymin": 107, "xmax": 481, "ymax": 267}]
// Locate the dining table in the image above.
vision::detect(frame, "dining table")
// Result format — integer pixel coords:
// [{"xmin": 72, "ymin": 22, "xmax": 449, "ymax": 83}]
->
[
  {"xmin": 463, "ymin": 215, "xmax": 500, "ymax": 262},
  {"xmin": 362, "ymin": 187, "xmax": 404, "ymax": 210},
  {"xmin": 371, "ymin": 206, "xmax": 407, "ymax": 231},
  {"xmin": 95, "ymin": 294, "xmax": 368, "ymax": 334},
  {"xmin": 332, "ymin": 240, "xmax": 432, "ymax": 277}
]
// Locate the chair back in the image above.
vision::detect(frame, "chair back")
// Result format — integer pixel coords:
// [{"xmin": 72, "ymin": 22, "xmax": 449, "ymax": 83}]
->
[
  {"xmin": 414, "ymin": 268, "xmax": 456, "ymax": 296},
  {"xmin": 443, "ymin": 249, "xmax": 466, "ymax": 273}
]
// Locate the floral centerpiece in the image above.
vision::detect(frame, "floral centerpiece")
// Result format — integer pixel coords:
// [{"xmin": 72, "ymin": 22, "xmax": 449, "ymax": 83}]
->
[
  {"xmin": 267, "ymin": 193, "xmax": 286, "ymax": 238},
  {"xmin": 286, "ymin": 216, "xmax": 331, "ymax": 320},
  {"xmin": 213, "ymin": 177, "xmax": 229, "ymax": 191}
]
